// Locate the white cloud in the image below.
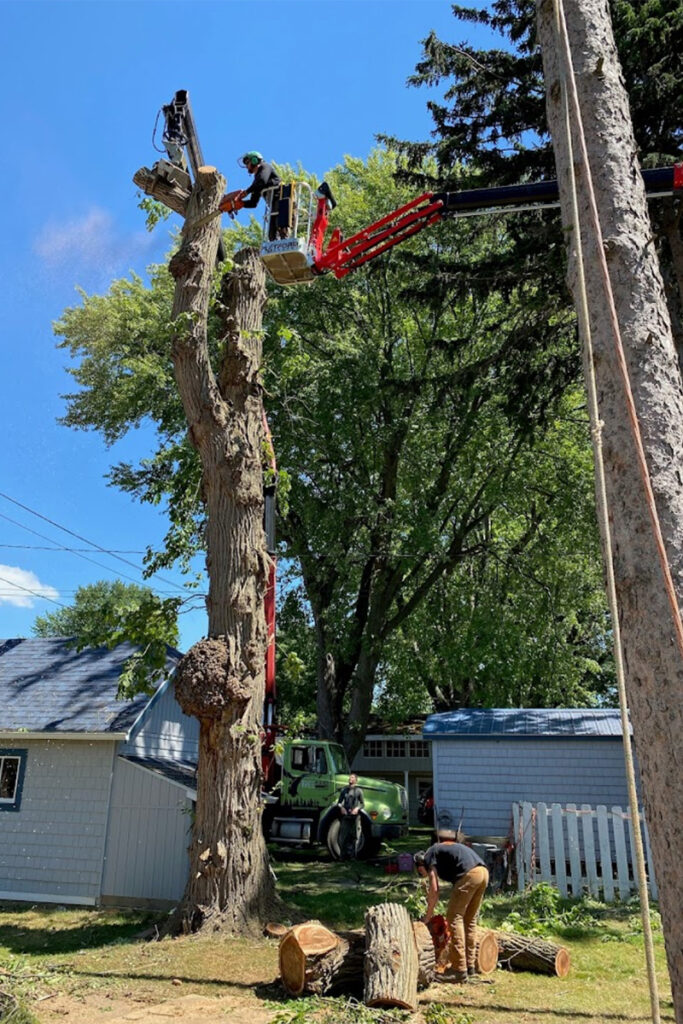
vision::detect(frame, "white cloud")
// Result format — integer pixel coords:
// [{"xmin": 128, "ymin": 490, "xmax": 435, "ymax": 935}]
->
[
  {"xmin": 33, "ymin": 207, "xmax": 157, "ymax": 282},
  {"xmin": 0, "ymin": 565, "xmax": 59, "ymax": 609}
]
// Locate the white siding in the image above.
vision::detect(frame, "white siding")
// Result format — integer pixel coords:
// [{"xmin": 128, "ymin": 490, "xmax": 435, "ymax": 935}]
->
[
  {"xmin": 433, "ymin": 737, "xmax": 634, "ymax": 839},
  {"xmin": 101, "ymin": 758, "xmax": 191, "ymax": 904},
  {"xmin": 121, "ymin": 681, "xmax": 198, "ymax": 762},
  {"xmin": 0, "ymin": 739, "xmax": 114, "ymax": 903}
]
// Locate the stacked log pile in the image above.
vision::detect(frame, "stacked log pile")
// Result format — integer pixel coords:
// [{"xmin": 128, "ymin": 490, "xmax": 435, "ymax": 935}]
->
[{"xmin": 277, "ymin": 908, "xmax": 571, "ymax": 1009}]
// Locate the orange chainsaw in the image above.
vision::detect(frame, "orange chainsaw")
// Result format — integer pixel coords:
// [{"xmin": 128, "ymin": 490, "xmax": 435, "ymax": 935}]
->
[{"xmin": 427, "ymin": 915, "xmax": 452, "ymax": 971}]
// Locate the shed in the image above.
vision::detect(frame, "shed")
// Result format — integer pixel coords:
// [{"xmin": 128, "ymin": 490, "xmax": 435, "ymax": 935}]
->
[
  {"xmin": 423, "ymin": 708, "xmax": 638, "ymax": 839},
  {"xmin": 0, "ymin": 637, "xmax": 199, "ymax": 908}
]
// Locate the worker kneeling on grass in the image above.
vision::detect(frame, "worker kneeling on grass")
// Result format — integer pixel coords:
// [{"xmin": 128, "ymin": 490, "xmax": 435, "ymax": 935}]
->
[{"xmin": 414, "ymin": 831, "xmax": 489, "ymax": 984}]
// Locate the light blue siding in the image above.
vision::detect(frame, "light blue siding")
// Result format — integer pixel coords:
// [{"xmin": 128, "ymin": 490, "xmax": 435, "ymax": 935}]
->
[
  {"xmin": 101, "ymin": 757, "xmax": 191, "ymax": 905},
  {"xmin": 433, "ymin": 737, "xmax": 637, "ymax": 839},
  {"xmin": 121, "ymin": 680, "xmax": 198, "ymax": 762},
  {"xmin": 0, "ymin": 739, "xmax": 114, "ymax": 904}
]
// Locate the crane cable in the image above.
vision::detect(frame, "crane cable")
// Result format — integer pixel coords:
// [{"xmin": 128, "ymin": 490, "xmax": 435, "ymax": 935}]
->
[{"xmin": 552, "ymin": 2, "xmax": 666, "ymax": 1021}]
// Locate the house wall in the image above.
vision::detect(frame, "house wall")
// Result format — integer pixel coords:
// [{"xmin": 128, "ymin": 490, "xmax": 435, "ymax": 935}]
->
[
  {"xmin": 0, "ymin": 739, "xmax": 115, "ymax": 905},
  {"xmin": 101, "ymin": 757, "xmax": 192, "ymax": 906},
  {"xmin": 120, "ymin": 680, "xmax": 198, "ymax": 762},
  {"xmin": 433, "ymin": 736, "xmax": 634, "ymax": 839}
]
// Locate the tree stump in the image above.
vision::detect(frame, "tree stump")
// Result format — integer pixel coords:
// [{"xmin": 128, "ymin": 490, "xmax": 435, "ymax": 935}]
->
[
  {"xmin": 495, "ymin": 931, "xmax": 570, "ymax": 977},
  {"xmin": 364, "ymin": 903, "xmax": 419, "ymax": 1011}
]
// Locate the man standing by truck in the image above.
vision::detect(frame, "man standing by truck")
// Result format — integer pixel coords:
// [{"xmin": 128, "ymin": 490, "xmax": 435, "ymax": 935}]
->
[
  {"xmin": 414, "ymin": 833, "xmax": 489, "ymax": 983},
  {"xmin": 337, "ymin": 773, "xmax": 364, "ymax": 860}
]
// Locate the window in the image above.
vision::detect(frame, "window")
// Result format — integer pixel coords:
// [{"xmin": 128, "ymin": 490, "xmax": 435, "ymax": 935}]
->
[
  {"xmin": 363, "ymin": 740, "xmax": 383, "ymax": 758},
  {"xmin": 386, "ymin": 740, "xmax": 405, "ymax": 758},
  {"xmin": 0, "ymin": 750, "xmax": 26, "ymax": 812},
  {"xmin": 409, "ymin": 740, "xmax": 430, "ymax": 759}
]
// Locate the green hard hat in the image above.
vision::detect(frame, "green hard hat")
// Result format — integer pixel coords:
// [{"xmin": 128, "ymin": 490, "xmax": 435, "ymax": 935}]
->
[{"xmin": 239, "ymin": 151, "xmax": 263, "ymax": 168}]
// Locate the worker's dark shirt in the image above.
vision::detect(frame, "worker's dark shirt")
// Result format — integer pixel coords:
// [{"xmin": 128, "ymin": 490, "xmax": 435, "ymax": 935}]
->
[
  {"xmin": 338, "ymin": 785, "xmax": 364, "ymax": 813},
  {"xmin": 423, "ymin": 842, "xmax": 485, "ymax": 884},
  {"xmin": 241, "ymin": 162, "xmax": 281, "ymax": 208}
]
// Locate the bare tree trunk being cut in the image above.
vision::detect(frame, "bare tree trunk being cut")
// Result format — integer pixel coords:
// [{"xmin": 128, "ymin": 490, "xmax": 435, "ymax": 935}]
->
[
  {"xmin": 162, "ymin": 165, "xmax": 277, "ymax": 934},
  {"xmin": 537, "ymin": 2, "xmax": 683, "ymax": 1017}
]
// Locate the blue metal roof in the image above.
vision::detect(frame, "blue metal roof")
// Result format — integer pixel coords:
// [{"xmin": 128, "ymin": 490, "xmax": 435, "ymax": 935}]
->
[
  {"xmin": 0, "ymin": 637, "xmax": 181, "ymax": 734},
  {"xmin": 423, "ymin": 707, "xmax": 628, "ymax": 738}
]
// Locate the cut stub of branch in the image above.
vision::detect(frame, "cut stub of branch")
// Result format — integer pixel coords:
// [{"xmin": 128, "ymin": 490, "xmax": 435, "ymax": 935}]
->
[{"xmin": 495, "ymin": 931, "xmax": 570, "ymax": 977}]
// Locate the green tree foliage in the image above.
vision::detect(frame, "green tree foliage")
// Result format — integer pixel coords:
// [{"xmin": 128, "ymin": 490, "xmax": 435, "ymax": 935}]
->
[{"xmin": 32, "ymin": 580, "xmax": 181, "ymax": 696}]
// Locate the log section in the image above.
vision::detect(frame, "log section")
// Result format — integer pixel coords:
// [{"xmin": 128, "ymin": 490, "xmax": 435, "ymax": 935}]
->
[
  {"xmin": 364, "ymin": 903, "xmax": 419, "ymax": 1011},
  {"xmin": 496, "ymin": 931, "xmax": 570, "ymax": 977}
]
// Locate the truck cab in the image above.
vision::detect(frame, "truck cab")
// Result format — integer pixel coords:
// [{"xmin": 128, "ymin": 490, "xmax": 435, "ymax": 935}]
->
[{"xmin": 264, "ymin": 739, "xmax": 409, "ymax": 859}]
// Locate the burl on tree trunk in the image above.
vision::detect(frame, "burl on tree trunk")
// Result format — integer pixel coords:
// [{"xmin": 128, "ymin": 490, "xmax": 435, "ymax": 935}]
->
[{"xmin": 163, "ymin": 164, "xmax": 277, "ymax": 934}]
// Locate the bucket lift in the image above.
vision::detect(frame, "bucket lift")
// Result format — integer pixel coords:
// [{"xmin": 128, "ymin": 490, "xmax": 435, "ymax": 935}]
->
[{"xmin": 258, "ymin": 181, "xmax": 336, "ymax": 286}]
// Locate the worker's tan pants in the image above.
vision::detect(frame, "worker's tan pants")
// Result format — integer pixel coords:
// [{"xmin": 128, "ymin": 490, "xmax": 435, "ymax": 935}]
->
[{"xmin": 446, "ymin": 865, "xmax": 489, "ymax": 973}]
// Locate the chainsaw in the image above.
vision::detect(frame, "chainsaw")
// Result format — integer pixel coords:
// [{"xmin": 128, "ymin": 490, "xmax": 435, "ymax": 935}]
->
[{"xmin": 427, "ymin": 915, "xmax": 452, "ymax": 971}]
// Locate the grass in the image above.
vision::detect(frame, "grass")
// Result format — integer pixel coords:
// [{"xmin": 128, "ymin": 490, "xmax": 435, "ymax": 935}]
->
[{"xmin": 0, "ymin": 836, "xmax": 675, "ymax": 1024}]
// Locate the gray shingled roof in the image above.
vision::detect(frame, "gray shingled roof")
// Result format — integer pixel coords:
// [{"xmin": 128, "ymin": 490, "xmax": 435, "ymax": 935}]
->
[
  {"xmin": 423, "ymin": 707, "xmax": 628, "ymax": 738},
  {"xmin": 121, "ymin": 755, "xmax": 197, "ymax": 793},
  {"xmin": 0, "ymin": 637, "xmax": 181, "ymax": 734}
]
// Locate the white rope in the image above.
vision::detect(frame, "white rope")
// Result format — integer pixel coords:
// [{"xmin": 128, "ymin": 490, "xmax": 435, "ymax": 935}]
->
[{"xmin": 550, "ymin": 2, "xmax": 662, "ymax": 1021}]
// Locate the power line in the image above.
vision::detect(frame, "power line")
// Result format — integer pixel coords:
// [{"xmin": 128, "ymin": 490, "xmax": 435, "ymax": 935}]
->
[
  {"xmin": 0, "ymin": 544, "xmax": 146, "ymax": 554},
  {"xmin": 0, "ymin": 493, "xmax": 191, "ymax": 595}
]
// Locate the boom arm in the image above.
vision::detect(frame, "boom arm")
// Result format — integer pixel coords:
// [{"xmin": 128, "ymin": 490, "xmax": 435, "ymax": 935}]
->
[{"xmin": 312, "ymin": 163, "xmax": 683, "ymax": 280}]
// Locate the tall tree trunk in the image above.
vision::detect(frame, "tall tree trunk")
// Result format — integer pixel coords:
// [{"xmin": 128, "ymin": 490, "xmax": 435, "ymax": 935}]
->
[
  {"xmin": 537, "ymin": 2, "xmax": 683, "ymax": 1016},
  {"xmin": 166, "ymin": 166, "xmax": 276, "ymax": 933}
]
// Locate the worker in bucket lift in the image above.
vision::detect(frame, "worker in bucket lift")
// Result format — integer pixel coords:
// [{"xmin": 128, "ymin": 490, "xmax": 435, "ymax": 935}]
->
[
  {"xmin": 219, "ymin": 151, "xmax": 283, "ymax": 240},
  {"xmin": 414, "ymin": 831, "xmax": 489, "ymax": 984}
]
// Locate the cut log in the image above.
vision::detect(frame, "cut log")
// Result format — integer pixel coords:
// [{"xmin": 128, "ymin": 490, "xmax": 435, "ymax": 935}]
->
[
  {"xmin": 413, "ymin": 921, "xmax": 436, "ymax": 987},
  {"xmin": 364, "ymin": 903, "xmax": 419, "ymax": 1011},
  {"xmin": 279, "ymin": 922, "xmax": 339, "ymax": 996},
  {"xmin": 495, "ymin": 931, "xmax": 571, "ymax": 977},
  {"xmin": 133, "ymin": 164, "xmax": 191, "ymax": 218},
  {"xmin": 278, "ymin": 918, "xmax": 434, "ymax": 997},
  {"xmin": 474, "ymin": 927, "xmax": 499, "ymax": 975}
]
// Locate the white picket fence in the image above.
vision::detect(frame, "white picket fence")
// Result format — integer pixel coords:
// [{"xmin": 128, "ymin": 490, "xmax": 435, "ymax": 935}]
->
[{"xmin": 512, "ymin": 801, "xmax": 658, "ymax": 901}]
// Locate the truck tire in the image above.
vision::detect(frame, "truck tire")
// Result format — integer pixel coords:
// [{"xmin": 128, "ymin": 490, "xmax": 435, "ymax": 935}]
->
[{"xmin": 325, "ymin": 816, "xmax": 381, "ymax": 860}]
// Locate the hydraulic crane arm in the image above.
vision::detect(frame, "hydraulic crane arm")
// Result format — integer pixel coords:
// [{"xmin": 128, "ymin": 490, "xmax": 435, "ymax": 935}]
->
[{"xmin": 311, "ymin": 163, "xmax": 683, "ymax": 281}]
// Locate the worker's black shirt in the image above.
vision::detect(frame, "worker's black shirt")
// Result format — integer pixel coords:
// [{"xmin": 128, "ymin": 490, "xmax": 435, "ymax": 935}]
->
[
  {"xmin": 423, "ymin": 842, "xmax": 485, "ymax": 883},
  {"xmin": 337, "ymin": 785, "xmax": 364, "ymax": 813},
  {"xmin": 241, "ymin": 162, "xmax": 281, "ymax": 208}
]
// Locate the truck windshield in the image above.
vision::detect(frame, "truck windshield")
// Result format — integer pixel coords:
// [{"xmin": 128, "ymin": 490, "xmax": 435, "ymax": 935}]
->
[{"xmin": 328, "ymin": 744, "xmax": 349, "ymax": 775}]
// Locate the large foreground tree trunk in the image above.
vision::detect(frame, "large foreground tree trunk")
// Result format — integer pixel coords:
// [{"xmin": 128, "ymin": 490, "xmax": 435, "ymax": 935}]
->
[
  {"xmin": 166, "ymin": 165, "xmax": 276, "ymax": 933},
  {"xmin": 537, "ymin": 2, "xmax": 683, "ymax": 1016}
]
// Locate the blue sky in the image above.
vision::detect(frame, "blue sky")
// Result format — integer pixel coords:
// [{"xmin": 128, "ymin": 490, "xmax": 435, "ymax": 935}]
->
[{"xmin": 1, "ymin": 0, "xmax": 497, "ymax": 652}]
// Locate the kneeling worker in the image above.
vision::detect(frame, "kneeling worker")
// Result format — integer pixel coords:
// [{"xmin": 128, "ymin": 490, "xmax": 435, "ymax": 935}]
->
[{"xmin": 414, "ymin": 833, "xmax": 489, "ymax": 983}]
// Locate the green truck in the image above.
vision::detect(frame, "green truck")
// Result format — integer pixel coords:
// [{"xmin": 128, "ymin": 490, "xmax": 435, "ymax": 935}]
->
[{"xmin": 262, "ymin": 738, "xmax": 409, "ymax": 859}]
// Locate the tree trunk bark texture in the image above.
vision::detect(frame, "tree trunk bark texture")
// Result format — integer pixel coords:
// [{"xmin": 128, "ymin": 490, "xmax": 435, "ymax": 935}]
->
[
  {"xmin": 166, "ymin": 166, "xmax": 276, "ymax": 934},
  {"xmin": 537, "ymin": 1, "xmax": 683, "ymax": 1015},
  {"xmin": 495, "ymin": 932, "xmax": 570, "ymax": 978},
  {"xmin": 364, "ymin": 903, "xmax": 419, "ymax": 1011}
]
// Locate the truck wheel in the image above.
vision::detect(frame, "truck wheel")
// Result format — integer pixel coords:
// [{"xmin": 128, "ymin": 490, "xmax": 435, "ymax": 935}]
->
[{"xmin": 325, "ymin": 818, "xmax": 342, "ymax": 860}]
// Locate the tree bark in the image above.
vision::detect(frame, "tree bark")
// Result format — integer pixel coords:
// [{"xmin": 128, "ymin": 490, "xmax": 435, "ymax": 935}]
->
[
  {"xmin": 537, "ymin": 1, "xmax": 683, "ymax": 1016},
  {"xmin": 495, "ymin": 931, "xmax": 570, "ymax": 977},
  {"xmin": 364, "ymin": 903, "xmax": 419, "ymax": 1011},
  {"xmin": 165, "ymin": 165, "xmax": 276, "ymax": 934}
]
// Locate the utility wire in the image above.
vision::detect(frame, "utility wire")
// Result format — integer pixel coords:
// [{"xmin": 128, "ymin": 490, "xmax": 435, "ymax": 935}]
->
[{"xmin": 0, "ymin": 493, "xmax": 191, "ymax": 595}]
